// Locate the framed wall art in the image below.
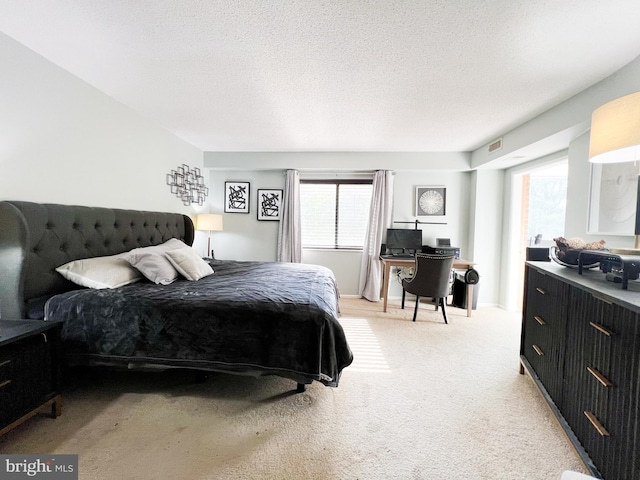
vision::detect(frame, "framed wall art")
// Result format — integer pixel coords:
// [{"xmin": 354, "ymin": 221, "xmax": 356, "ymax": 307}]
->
[
  {"xmin": 224, "ymin": 181, "xmax": 250, "ymax": 214},
  {"xmin": 257, "ymin": 189, "xmax": 283, "ymax": 221},
  {"xmin": 587, "ymin": 162, "xmax": 636, "ymax": 235},
  {"xmin": 415, "ymin": 186, "xmax": 446, "ymax": 216}
]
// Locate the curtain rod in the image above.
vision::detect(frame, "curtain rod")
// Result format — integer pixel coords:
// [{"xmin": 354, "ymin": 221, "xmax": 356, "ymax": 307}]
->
[{"xmin": 296, "ymin": 170, "xmax": 394, "ymax": 178}]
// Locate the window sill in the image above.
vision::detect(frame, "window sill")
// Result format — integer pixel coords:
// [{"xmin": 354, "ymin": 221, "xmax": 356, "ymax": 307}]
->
[{"xmin": 303, "ymin": 247, "xmax": 364, "ymax": 253}]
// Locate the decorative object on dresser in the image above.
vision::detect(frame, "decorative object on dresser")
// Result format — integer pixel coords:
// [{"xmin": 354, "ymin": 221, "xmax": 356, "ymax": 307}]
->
[
  {"xmin": 224, "ymin": 181, "xmax": 250, "ymax": 213},
  {"xmin": 526, "ymin": 246, "xmax": 550, "ymax": 262},
  {"xmin": 257, "ymin": 189, "xmax": 283, "ymax": 221},
  {"xmin": 520, "ymin": 261, "xmax": 640, "ymax": 479},
  {"xmin": 588, "ymin": 90, "xmax": 640, "ymax": 247},
  {"xmin": 166, "ymin": 164, "xmax": 208, "ymax": 206},
  {"xmin": 0, "ymin": 320, "xmax": 62, "ymax": 436},
  {"xmin": 196, "ymin": 213, "xmax": 223, "ymax": 258},
  {"xmin": 577, "ymin": 250, "xmax": 640, "ymax": 289},
  {"xmin": 550, "ymin": 237, "xmax": 606, "ymax": 269}
]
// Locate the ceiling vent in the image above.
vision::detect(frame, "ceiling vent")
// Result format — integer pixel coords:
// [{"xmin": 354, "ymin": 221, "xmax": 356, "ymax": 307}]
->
[{"xmin": 488, "ymin": 137, "xmax": 503, "ymax": 153}]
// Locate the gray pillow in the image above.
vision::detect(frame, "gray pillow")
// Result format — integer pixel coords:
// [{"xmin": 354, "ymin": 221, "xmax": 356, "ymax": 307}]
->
[
  {"xmin": 123, "ymin": 238, "xmax": 188, "ymax": 285},
  {"xmin": 165, "ymin": 247, "xmax": 214, "ymax": 281}
]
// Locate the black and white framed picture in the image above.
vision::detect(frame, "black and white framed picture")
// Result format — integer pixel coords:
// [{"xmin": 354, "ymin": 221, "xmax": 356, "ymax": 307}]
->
[
  {"xmin": 224, "ymin": 181, "xmax": 250, "ymax": 213},
  {"xmin": 415, "ymin": 186, "xmax": 446, "ymax": 216},
  {"xmin": 257, "ymin": 189, "xmax": 283, "ymax": 221}
]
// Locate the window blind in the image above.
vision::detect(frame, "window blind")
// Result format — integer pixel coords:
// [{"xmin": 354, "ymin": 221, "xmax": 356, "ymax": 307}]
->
[{"xmin": 300, "ymin": 180, "xmax": 372, "ymax": 249}]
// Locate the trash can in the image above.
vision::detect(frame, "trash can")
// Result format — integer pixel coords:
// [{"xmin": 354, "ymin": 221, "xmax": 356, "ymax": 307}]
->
[{"xmin": 452, "ymin": 269, "xmax": 480, "ymax": 310}]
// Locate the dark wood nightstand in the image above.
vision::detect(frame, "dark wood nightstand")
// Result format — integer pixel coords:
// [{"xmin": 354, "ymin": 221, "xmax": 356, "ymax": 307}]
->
[{"xmin": 0, "ymin": 320, "xmax": 63, "ymax": 436}]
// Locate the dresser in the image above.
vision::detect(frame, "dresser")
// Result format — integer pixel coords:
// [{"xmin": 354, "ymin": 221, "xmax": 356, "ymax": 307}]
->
[
  {"xmin": 0, "ymin": 320, "xmax": 62, "ymax": 436},
  {"xmin": 521, "ymin": 262, "xmax": 640, "ymax": 480}
]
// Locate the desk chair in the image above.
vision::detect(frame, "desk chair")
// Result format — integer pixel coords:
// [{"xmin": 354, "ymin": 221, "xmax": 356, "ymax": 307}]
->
[{"xmin": 401, "ymin": 253, "xmax": 455, "ymax": 323}]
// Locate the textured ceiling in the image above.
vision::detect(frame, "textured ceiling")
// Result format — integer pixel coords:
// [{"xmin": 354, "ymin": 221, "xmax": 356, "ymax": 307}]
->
[{"xmin": 2, "ymin": 1, "xmax": 640, "ymax": 153}]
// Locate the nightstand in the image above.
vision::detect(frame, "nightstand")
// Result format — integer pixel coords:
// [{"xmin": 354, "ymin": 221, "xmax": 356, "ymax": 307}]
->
[{"xmin": 0, "ymin": 320, "xmax": 63, "ymax": 436}]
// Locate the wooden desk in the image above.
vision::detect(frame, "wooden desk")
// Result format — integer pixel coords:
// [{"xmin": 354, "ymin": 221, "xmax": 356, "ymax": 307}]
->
[{"xmin": 379, "ymin": 256, "xmax": 476, "ymax": 317}]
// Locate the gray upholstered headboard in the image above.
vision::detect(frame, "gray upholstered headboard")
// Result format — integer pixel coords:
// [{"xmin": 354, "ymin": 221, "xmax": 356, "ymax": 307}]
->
[{"xmin": 0, "ymin": 201, "xmax": 195, "ymax": 319}]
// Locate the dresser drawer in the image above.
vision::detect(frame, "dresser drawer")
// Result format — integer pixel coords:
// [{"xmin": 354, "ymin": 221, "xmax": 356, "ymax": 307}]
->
[
  {"xmin": 522, "ymin": 267, "xmax": 568, "ymax": 401},
  {"xmin": 570, "ymin": 388, "xmax": 634, "ymax": 480},
  {"xmin": 522, "ymin": 314, "xmax": 557, "ymax": 375},
  {"xmin": 521, "ymin": 264, "xmax": 640, "ymax": 480},
  {"xmin": 561, "ymin": 286, "xmax": 640, "ymax": 480},
  {"xmin": 526, "ymin": 268, "xmax": 560, "ymax": 320},
  {"xmin": 0, "ymin": 355, "xmax": 12, "ymax": 384}
]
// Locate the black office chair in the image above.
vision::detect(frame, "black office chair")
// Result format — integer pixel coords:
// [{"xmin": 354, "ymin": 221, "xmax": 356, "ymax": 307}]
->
[{"xmin": 401, "ymin": 253, "xmax": 455, "ymax": 323}]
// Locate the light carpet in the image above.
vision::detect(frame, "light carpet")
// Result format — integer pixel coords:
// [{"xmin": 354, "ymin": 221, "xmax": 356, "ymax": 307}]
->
[{"xmin": 0, "ymin": 297, "xmax": 586, "ymax": 479}]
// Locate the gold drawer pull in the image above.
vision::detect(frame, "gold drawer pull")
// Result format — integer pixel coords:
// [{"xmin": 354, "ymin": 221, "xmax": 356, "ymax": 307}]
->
[
  {"xmin": 589, "ymin": 322, "xmax": 613, "ymax": 337},
  {"xmin": 591, "ymin": 293, "xmax": 612, "ymax": 305},
  {"xmin": 0, "ymin": 360, "xmax": 10, "ymax": 368},
  {"xmin": 534, "ymin": 316, "xmax": 546, "ymax": 325},
  {"xmin": 0, "ymin": 380, "xmax": 11, "ymax": 389},
  {"xmin": 535, "ymin": 287, "xmax": 547, "ymax": 295},
  {"xmin": 532, "ymin": 344, "xmax": 544, "ymax": 356},
  {"xmin": 584, "ymin": 411, "xmax": 610, "ymax": 436},
  {"xmin": 587, "ymin": 367, "xmax": 613, "ymax": 387}
]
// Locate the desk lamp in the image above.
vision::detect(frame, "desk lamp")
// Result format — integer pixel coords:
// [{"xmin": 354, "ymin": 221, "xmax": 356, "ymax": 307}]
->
[
  {"xmin": 196, "ymin": 214, "xmax": 223, "ymax": 258},
  {"xmin": 589, "ymin": 91, "xmax": 640, "ymax": 252}
]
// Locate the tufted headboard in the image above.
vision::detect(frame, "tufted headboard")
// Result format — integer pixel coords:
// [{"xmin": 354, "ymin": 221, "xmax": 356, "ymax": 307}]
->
[{"xmin": 0, "ymin": 201, "xmax": 194, "ymax": 319}]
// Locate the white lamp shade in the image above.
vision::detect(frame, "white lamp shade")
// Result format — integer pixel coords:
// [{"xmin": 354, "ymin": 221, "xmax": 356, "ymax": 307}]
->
[
  {"xmin": 196, "ymin": 214, "xmax": 223, "ymax": 231},
  {"xmin": 589, "ymin": 91, "xmax": 640, "ymax": 163}
]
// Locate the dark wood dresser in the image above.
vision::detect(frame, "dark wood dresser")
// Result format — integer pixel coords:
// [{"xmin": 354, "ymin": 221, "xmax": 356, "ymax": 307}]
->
[
  {"xmin": 521, "ymin": 262, "xmax": 640, "ymax": 480},
  {"xmin": 0, "ymin": 320, "xmax": 62, "ymax": 436}
]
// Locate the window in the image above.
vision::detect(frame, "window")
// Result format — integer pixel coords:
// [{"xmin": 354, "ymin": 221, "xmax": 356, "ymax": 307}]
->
[
  {"xmin": 300, "ymin": 180, "xmax": 373, "ymax": 249},
  {"xmin": 526, "ymin": 164, "xmax": 568, "ymax": 245}
]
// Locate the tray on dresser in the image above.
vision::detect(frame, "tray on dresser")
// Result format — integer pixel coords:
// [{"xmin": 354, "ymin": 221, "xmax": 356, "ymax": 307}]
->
[{"xmin": 578, "ymin": 250, "xmax": 640, "ymax": 289}]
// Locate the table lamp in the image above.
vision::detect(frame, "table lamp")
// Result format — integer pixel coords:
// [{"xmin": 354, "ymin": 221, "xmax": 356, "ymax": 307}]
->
[
  {"xmin": 589, "ymin": 90, "xmax": 640, "ymax": 252},
  {"xmin": 196, "ymin": 214, "xmax": 223, "ymax": 258}
]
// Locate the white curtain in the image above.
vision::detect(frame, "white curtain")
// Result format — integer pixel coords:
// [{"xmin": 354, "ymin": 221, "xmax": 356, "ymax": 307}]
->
[
  {"xmin": 277, "ymin": 169, "xmax": 302, "ymax": 263},
  {"xmin": 359, "ymin": 170, "xmax": 394, "ymax": 301}
]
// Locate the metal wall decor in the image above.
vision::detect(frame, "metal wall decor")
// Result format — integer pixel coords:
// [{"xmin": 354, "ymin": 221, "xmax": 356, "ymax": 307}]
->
[{"xmin": 166, "ymin": 164, "xmax": 208, "ymax": 206}]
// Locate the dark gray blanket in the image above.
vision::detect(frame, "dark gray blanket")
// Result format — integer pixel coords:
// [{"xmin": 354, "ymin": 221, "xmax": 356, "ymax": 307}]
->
[{"xmin": 44, "ymin": 260, "xmax": 353, "ymax": 386}]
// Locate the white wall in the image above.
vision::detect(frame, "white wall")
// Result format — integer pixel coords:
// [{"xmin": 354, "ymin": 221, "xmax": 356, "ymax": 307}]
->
[
  {"xmin": 0, "ymin": 33, "xmax": 203, "ymax": 216},
  {"xmin": 480, "ymin": 56, "xmax": 640, "ymax": 309},
  {"xmin": 205, "ymin": 165, "xmax": 478, "ymax": 299},
  {"xmin": 468, "ymin": 169, "xmax": 504, "ymax": 307},
  {"xmin": 473, "ymin": 55, "xmax": 640, "ymax": 169},
  {"xmin": 205, "ymin": 169, "xmax": 284, "ymax": 261},
  {"xmin": 12, "ymin": 27, "xmax": 639, "ymax": 309},
  {"xmin": 564, "ymin": 131, "xmax": 637, "ymax": 248},
  {"xmin": 494, "ymin": 56, "xmax": 640, "ymax": 245},
  {"xmin": 386, "ymin": 170, "xmax": 474, "ymax": 300},
  {"xmin": 205, "ymin": 152, "xmax": 471, "ymax": 171}
]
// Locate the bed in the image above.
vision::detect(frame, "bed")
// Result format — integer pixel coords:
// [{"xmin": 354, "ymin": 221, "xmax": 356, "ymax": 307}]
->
[{"xmin": 0, "ymin": 201, "xmax": 353, "ymax": 391}]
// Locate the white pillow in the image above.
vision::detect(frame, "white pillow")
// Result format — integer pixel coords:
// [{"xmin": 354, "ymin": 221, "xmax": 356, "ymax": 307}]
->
[
  {"xmin": 165, "ymin": 247, "xmax": 214, "ymax": 281},
  {"xmin": 123, "ymin": 238, "xmax": 188, "ymax": 285},
  {"xmin": 56, "ymin": 253, "xmax": 143, "ymax": 289}
]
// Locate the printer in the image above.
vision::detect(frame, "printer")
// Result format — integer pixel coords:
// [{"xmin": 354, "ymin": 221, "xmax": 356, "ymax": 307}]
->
[{"xmin": 422, "ymin": 244, "xmax": 461, "ymax": 259}]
